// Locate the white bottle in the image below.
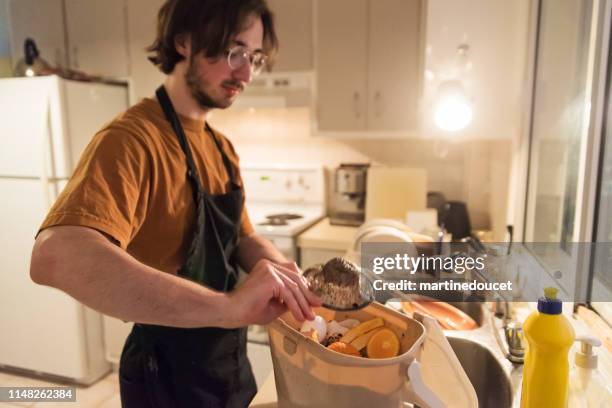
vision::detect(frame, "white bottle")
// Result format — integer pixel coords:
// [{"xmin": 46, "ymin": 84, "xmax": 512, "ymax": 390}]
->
[{"xmin": 568, "ymin": 335, "xmax": 611, "ymax": 408}]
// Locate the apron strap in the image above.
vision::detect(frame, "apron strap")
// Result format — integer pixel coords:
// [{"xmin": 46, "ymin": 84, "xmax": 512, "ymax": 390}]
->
[
  {"xmin": 155, "ymin": 86, "xmax": 239, "ymax": 195},
  {"xmin": 155, "ymin": 86, "xmax": 203, "ymax": 201},
  {"xmin": 204, "ymin": 123, "xmax": 238, "ymax": 186}
]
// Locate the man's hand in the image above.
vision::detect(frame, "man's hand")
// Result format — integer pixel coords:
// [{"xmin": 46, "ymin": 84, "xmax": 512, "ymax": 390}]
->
[{"xmin": 229, "ymin": 259, "xmax": 323, "ymax": 326}]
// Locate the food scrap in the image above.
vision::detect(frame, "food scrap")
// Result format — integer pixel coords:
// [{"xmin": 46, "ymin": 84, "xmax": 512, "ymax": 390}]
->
[
  {"xmin": 327, "ymin": 341, "xmax": 361, "ymax": 356},
  {"xmin": 298, "ymin": 315, "xmax": 400, "ymax": 359},
  {"xmin": 303, "ymin": 257, "xmax": 363, "ymax": 309}
]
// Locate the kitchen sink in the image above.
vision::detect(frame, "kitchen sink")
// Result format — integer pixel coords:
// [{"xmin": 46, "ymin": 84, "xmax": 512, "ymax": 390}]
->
[
  {"xmin": 447, "ymin": 336, "xmax": 513, "ymax": 408},
  {"xmin": 446, "ymin": 301, "xmax": 484, "ymax": 327},
  {"xmin": 375, "ymin": 290, "xmax": 485, "ymax": 328}
]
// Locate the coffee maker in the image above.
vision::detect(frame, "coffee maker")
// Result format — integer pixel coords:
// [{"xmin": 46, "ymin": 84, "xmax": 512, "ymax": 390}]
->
[{"xmin": 330, "ymin": 163, "xmax": 369, "ymax": 226}]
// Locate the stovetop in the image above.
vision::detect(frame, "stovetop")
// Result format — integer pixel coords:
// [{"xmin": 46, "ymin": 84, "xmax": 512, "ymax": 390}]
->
[
  {"xmin": 258, "ymin": 213, "xmax": 304, "ymax": 226},
  {"xmin": 241, "ymin": 164, "xmax": 326, "ymax": 237},
  {"xmin": 248, "ymin": 204, "xmax": 324, "ymax": 237}
]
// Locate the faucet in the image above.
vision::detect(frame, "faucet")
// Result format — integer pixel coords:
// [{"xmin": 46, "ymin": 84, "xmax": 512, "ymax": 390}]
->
[
  {"xmin": 504, "ymin": 321, "xmax": 525, "ymax": 364},
  {"xmin": 470, "ymin": 253, "xmax": 526, "ymax": 365},
  {"xmin": 493, "ymin": 297, "xmax": 525, "ymax": 364}
]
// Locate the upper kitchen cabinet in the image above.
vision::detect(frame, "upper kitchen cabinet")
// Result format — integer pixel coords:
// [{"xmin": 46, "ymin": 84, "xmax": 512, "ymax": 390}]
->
[
  {"xmin": 7, "ymin": 0, "xmax": 130, "ymax": 78},
  {"xmin": 7, "ymin": 0, "xmax": 68, "ymax": 68},
  {"xmin": 314, "ymin": 0, "xmax": 424, "ymax": 134},
  {"xmin": 63, "ymin": 0, "xmax": 130, "ymax": 78},
  {"xmin": 267, "ymin": 0, "xmax": 314, "ymax": 72},
  {"xmin": 126, "ymin": 0, "xmax": 165, "ymax": 102},
  {"xmin": 368, "ymin": 0, "xmax": 422, "ymax": 131},
  {"xmin": 315, "ymin": 0, "xmax": 368, "ymax": 131}
]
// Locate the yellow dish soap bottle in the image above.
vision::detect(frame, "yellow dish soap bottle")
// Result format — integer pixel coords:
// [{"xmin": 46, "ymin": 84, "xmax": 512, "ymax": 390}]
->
[{"xmin": 521, "ymin": 287, "xmax": 575, "ymax": 408}]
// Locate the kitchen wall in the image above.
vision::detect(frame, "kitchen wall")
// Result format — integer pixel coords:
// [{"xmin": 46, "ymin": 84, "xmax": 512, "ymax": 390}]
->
[
  {"xmin": 209, "ymin": 107, "xmax": 511, "ymax": 240},
  {"xmin": 0, "ymin": 0, "xmax": 11, "ymax": 76},
  {"xmin": 207, "ymin": 0, "xmax": 528, "ymax": 242},
  {"xmin": 0, "ymin": 0, "xmax": 519, "ymax": 241}
]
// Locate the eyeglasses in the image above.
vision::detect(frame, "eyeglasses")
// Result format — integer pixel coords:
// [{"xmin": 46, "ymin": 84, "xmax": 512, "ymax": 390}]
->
[{"xmin": 226, "ymin": 45, "xmax": 268, "ymax": 76}]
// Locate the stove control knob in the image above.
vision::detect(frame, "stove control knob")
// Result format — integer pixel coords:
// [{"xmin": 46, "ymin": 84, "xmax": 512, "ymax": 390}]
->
[{"xmin": 298, "ymin": 176, "xmax": 310, "ymax": 190}]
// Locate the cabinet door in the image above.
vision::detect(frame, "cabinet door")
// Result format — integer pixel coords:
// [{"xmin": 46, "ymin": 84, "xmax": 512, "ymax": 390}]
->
[
  {"xmin": 64, "ymin": 0, "xmax": 129, "ymax": 77},
  {"xmin": 315, "ymin": 0, "xmax": 368, "ymax": 131},
  {"xmin": 126, "ymin": 0, "xmax": 165, "ymax": 102},
  {"xmin": 267, "ymin": 0, "xmax": 313, "ymax": 72},
  {"xmin": 7, "ymin": 0, "xmax": 67, "ymax": 68},
  {"xmin": 368, "ymin": 0, "xmax": 422, "ymax": 130}
]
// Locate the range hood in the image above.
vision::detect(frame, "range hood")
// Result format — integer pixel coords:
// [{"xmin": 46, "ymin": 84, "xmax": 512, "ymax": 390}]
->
[{"xmin": 230, "ymin": 71, "xmax": 313, "ymax": 110}]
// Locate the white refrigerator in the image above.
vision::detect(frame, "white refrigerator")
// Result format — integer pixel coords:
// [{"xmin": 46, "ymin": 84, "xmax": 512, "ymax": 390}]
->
[{"xmin": 0, "ymin": 76, "xmax": 128, "ymax": 384}]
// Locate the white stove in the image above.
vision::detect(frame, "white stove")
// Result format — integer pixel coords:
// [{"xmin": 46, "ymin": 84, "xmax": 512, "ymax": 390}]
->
[{"xmin": 242, "ymin": 165, "xmax": 326, "ymax": 263}]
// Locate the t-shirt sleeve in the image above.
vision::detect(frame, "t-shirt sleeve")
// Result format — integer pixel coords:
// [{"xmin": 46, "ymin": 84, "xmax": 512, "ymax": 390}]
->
[{"xmin": 38, "ymin": 126, "xmax": 150, "ymax": 249}]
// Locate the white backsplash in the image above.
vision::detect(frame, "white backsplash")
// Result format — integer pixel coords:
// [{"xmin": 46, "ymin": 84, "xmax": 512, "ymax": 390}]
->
[{"xmin": 209, "ymin": 108, "xmax": 512, "ymax": 240}]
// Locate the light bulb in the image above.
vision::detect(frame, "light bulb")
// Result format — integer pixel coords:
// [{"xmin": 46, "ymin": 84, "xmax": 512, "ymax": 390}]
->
[{"xmin": 433, "ymin": 80, "xmax": 473, "ymax": 132}]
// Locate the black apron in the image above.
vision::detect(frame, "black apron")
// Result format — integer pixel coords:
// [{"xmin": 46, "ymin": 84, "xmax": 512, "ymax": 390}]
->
[{"xmin": 118, "ymin": 86, "xmax": 257, "ymax": 408}]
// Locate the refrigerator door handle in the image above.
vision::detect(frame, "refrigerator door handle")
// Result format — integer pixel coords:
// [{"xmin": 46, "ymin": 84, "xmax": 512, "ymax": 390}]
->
[{"xmin": 41, "ymin": 98, "xmax": 54, "ymax": 209}]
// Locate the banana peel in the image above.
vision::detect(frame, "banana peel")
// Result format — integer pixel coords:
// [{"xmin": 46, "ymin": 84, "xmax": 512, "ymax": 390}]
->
[
  {"xmin": 350, "ymin": 327, "xmax": 383, "ymax": 351},
  {"xmin": 340, "ymin": 317, "xmax": 384, "ymax": 344}
]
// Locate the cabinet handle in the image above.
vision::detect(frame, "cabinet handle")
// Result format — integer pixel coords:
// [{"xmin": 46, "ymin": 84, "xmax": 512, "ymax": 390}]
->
[
  {"xmin": 72, "ymin": 47, "xmax": 79, "ymax": 68},
  {"xmin": 374, "ymin": 91, "xmax": 382, "ymax": 117},
  {"xmin": 353, "ymin": 92, "xmax": 361, "ymax": 119}
]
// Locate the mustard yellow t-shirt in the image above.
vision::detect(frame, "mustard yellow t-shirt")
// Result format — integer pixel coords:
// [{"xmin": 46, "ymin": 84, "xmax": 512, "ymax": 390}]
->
[{"xmin": 39, "ymin": 98, "xmax": 254, "ymax": 274}]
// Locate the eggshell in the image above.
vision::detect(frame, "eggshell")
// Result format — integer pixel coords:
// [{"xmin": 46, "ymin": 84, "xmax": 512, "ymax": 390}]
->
[{"xmin": 300, "ymin": 315, "xmax": 327, "ymax": 342}]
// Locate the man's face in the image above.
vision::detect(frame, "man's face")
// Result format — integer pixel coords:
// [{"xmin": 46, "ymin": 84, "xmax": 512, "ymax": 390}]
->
[{"xmin": 185, "ymin": 13, "xmax": 264, "ymax": 110}]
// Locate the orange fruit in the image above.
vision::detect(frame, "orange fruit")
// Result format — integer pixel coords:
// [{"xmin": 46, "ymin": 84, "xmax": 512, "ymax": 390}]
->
[
  {"xmin": 327, "ymin": 342, "xmax": 361, "ymax": 357},
  {"xmin": 366, "ymin": 328, "xmax": 400, "ymax": 358}
]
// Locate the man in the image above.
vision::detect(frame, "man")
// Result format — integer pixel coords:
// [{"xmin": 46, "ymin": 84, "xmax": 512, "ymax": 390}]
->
[{"xmin": 29, "ymin": 0, "xmax": 321, "ymax": 406}]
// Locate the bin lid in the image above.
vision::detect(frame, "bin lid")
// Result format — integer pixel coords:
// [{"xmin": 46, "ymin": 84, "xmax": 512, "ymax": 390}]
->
[{"xmin": 415, "ymin": 313, "xmax": 478, "ymax": 408}]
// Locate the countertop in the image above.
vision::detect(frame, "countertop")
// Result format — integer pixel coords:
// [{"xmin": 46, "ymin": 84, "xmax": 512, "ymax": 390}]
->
[
  {"xmin": 248, "ymin": 303, "xmax": 612, "ymax": 407},
  {"xmin": 248, "ymin": 303, "xmax": 514, "ymax": 408},
  {"xmin": 297, "ymin": 218, "xmax": 358, "ymax": 251}
]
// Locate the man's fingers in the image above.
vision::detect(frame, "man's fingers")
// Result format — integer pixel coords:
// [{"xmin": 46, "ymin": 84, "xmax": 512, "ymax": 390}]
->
[
  {"xmin": 278, "ymin": 265, "xmax": 323, "ymax": 308},
  {"xmin": 274, "ymin": 262, "xmax": 306, "ymax": 285},
  {"xmin": 276, "ymin": 271, "xmax": 315, "ymax": 320},
  {"xmin": 251, "ymin": 259, "xmax": 319, "ymax": 323},
  {"xmin": 279, "ymin": 261, "xmax": 300, "ymax": 273},
  {"xmin": 274, "ymin": 278, "xmax": 305, "ymax": 322},
  {"xmin": 274, "ymin": 262, "xmax": 322, "ymax": 307}
]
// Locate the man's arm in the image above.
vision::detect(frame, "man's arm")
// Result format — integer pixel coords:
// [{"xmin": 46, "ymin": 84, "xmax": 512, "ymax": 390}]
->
[
  {"xmin": 30, "ymin": 226, "xmax": 319, "ymax": 327},
  {"xmin": 31, "ymin": 226, "xmax": 239, "ymax": 328},
  {"xmin": 235, "ymin": 232, "xmax": 288, "ymax": 272}
]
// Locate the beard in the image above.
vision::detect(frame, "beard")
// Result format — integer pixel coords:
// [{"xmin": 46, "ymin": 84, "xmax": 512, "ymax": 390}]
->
[
  {"xmin": 185, "ymin": 59, "xmax": 223, "ymax": 109},
  {"xmin": 185, "ymin": 58, "xmax": 242, "ymax": 110}
]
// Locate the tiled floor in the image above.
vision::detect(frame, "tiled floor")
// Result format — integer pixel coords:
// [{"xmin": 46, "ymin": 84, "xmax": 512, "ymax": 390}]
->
[{"xmin": 0, "ymin": 343, "xmax": 273, "ymax": 408}]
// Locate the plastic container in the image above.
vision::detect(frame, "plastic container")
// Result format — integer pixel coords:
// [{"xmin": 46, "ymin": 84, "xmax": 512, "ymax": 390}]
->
[
  {"xmin": 268, "ymin": 301, "xmax": 477, "ymax": 408},
  {"xmin": 521, "ymin": 287, "xmax": 575, "ymax": 408}
]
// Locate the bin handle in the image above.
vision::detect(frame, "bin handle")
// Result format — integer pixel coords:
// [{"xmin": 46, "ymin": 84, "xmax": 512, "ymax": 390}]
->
[
  {"xmin": 405, "ymin": 360, "xmax": 445, "ymax": 408},
  {"xmin": 282, "ymin": 336, "xmax": 298, "ymax": 356}
]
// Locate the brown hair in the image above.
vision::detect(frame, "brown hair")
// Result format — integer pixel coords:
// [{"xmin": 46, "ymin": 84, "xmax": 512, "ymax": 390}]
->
[{"xmin": 147, "ymin": 0, "xmax": 278, "ymax": 74}]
